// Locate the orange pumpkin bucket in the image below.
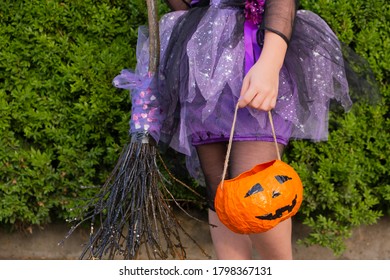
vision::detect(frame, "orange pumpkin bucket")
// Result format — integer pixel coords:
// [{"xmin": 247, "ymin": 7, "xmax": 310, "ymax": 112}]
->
[
  {"xmin": 215, "ymin": 159, "xmax": 303, "ymax": 234},
  {"xmin": 214, "ymin": 105, "xmax": 303, "ymax": 234}
]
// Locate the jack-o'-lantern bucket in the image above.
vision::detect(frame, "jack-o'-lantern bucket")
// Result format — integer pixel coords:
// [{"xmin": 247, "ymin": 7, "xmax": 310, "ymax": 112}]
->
[
  {"xmin": 214, "ymin": 107, "xmax": 303, "ymax": 234},
  {"xmin": 214, "ymin": 159, "xmax": 303, "ymax": 234}
]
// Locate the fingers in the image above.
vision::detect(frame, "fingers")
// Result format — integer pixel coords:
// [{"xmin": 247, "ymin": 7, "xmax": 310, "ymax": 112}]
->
[
  {"xmin": 256, "ymin": 94, "xmax": 276, "ymax": 111},
  {"xmin": 248, "ymin": 91, "xmax": 266, "ymax": 109},
  {"xmin": 238, "ymin": 89, "xmax": 257, "ymax": 108},
  {"xmin": 238, "ymin": 77, "xmax": 250, "ymax": 108},
  {"xmin": 239, "ymin": 89, "xmax": 277, "ymax": 111},
  {"xmin": 239, "ymin": 69, "xmax": 279, "ymax": 111}
]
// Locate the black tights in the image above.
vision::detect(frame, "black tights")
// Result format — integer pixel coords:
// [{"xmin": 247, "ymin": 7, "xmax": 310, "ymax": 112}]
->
[{"xmin": 196, "ymin": 141, "xmax": 285, "ymax": 210}]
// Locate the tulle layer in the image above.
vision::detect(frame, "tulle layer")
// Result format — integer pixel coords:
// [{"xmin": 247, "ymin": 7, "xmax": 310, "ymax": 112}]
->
[
  {"xmin": 133, "ymin": 7, "xmax": 350, "ymax": 150},
  {"xmin": 117, "ymin": 5, "xmax": 352, "ymax": 182}
]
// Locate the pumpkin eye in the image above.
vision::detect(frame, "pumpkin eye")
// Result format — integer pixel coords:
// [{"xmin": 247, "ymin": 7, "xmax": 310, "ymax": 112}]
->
[
  {"xmin": 244, "ymin": 183, "xmax": 264, "ymax": 198},
  {"xmin": 272, "ymin": 175, "xmax": 290, "ymax": 198},
  {"xmin": 275, "ymin": 175, "xmax": 292, "ymax": 184}
]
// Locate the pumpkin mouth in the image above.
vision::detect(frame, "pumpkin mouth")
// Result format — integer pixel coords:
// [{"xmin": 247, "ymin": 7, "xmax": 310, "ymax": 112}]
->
[{"xmin": 255, "ymin": 195, "xmax": 298, "ymax": 221}]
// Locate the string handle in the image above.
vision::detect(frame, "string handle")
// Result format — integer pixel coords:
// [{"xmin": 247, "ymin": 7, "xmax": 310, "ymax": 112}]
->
[
  {"xmin": 267, "ymin": 109, "xmax": 281, "ymax": 161},
  {"xmin": 220, "ymin": 103, "xmax": 281, "ymax": 189}
]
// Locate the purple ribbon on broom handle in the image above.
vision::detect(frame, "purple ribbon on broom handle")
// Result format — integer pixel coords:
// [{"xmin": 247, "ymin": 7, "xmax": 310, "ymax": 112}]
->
[{"xmin": 113, "ymin": 70, "xmax": 162, "ymax": 142}]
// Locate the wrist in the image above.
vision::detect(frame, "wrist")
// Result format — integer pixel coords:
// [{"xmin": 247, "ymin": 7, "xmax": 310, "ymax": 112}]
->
[{"xmin": 259, "ymin": 31, "xmax": 288, "ymax": 69}]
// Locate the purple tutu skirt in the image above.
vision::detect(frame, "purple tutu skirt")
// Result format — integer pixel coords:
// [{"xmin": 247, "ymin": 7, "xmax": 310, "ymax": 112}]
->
[{"xmin": 124, "ymin": 2, "xmax": 351, "ymax": 181}]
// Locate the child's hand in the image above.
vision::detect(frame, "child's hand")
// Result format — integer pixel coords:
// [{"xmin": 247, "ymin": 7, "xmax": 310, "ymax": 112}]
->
[{"xmin": 238, "ymin": 57, "xmax": 280, "ymax": 111}]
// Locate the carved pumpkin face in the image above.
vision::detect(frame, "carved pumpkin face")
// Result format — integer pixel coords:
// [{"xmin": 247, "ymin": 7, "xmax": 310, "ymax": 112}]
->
[{"xmin": 215, "ymin": 160, "xmax": 303, "ymax": 234}]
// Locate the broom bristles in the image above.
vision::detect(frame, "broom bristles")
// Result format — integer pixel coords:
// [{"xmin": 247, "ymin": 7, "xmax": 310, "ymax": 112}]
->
[{"xmin": 63, "ymin": 138, "xmax": 209, "ymax": 260}]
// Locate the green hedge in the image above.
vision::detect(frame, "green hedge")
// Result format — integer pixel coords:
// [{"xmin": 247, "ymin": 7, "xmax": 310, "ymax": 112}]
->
[
  {"xmin": 0, "ymin": 0, "xmax": 149, "ymax": 224},
  {"xmin": 0, "ymin": 0, "xmax": 389, "ymax": 256},
  {"xmin": 289, "ymin": 0, "xmax": 390, "ymax": 255}
]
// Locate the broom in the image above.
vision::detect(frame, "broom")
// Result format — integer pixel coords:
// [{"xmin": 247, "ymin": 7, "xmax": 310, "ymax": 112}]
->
[{"xmin": 63, "ymin": 0, "xmax": 208, "ymax": 260}]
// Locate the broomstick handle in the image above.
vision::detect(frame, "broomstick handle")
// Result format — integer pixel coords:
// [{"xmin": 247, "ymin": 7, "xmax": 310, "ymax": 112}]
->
[{"xmin": 146, "ymin": 0, "xmax": 160, "ymax": 74}]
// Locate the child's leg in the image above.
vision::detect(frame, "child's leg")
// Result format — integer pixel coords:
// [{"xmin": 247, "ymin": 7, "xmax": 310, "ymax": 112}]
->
[
  {"xmin": 196, "ymin": 141, "xmax": 292, "ymax": 260},
  {"xmin": 196, "ymin": 142, "xmax": 252, "ymax": 260},
  {"xmin": 249, "ymin": 218, "xmax": 292, "ymax": 259},
  {"xmin": 229, "ymin": 141, "xmax": 292, "ymax": 260},
  {"xmin": 208, "ymin": 208, "xmax": 252, "ymax": 259}
]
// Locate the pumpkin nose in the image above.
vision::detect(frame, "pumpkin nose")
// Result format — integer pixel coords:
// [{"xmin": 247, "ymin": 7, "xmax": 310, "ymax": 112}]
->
[{"xmin": 272, "ymin": 191, "xmax": 281, "ymax": 198}]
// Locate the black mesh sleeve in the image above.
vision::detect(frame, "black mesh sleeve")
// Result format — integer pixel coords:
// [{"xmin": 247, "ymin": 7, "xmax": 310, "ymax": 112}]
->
[
  {"xmin": 164, "ymin": 0, "xmax": 191, "ymax": 11},
  {"xmin": 261, "ymin": 0, "xmax": 298, "ymax": 45}
]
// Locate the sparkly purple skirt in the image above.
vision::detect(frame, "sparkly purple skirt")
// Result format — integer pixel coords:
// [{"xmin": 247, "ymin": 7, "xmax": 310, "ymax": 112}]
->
[{"xmin": 126, "ymin": 4, "xmax": 351, "ymax": 181}]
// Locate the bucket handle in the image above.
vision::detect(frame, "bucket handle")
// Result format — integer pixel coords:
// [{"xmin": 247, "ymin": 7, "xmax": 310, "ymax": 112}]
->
[{"xmin": 220, "ymin": 103, "xmax": 281, "ymax": 189}]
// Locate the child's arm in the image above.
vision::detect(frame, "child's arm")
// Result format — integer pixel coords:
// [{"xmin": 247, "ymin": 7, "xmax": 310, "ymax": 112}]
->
[
  {"xmin": 238, "ymin": 31, "xmax": 288, "ymax": 111},
  {"xmin": 238, "ymin": 0, "xmax": 297, "ymax": 111}
]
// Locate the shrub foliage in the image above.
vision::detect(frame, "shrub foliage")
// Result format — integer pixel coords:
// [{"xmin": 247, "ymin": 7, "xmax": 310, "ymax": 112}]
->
[
  {"xmin": 289, "ymin": 0, "xmax": 390, "ymax": 255},
  {"xmin": 0, "ymin": 0, "xmax": 148, "ymax": 224}
]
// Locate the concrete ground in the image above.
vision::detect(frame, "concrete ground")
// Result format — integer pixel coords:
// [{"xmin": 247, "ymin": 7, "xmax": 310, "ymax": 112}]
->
[{"xmin": 0, "ymin": 209, "xmax": 389, "ymax": 260}]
